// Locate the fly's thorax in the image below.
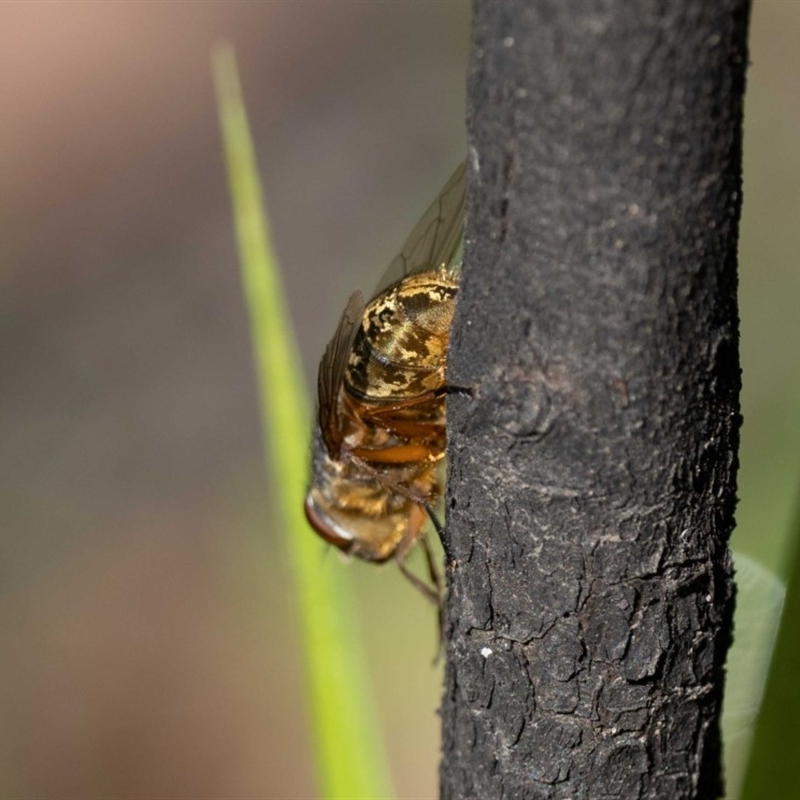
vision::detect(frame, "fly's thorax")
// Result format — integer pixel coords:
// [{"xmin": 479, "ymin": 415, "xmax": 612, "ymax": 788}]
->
[{"xmin": 345, "ymin": 269, "xmax": 458, "ymax": 402}]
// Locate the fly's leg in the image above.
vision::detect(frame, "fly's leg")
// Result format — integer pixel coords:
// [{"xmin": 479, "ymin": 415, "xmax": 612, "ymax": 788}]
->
[
  {"xmin": 394, "ymin": 504, "xmax": 441, "ymax": 607},
  {"xmin": 421, "ymin": 497, "xmax": 455, "ymax": 571},
  {"xmin": 397, "ymin": 559, "xmax": 441, "ymax": 606},
  {"xmin": 420, "ymin": 533, "xmax": 445, "ymax": 656},
  {"xmin": 393, "ymin": 507, "xmax": 446, "ymax": 657},
  {"xmin": 441, "ymin": 383, "xmax": 475, "ymax": 398},
  {"xmin": 346, "ymin": 452, "xmax": 443, "ymax": 527},
  {"xmin": 421, "ymin": 499, "xmax": 445, "ymax": 543},
  {"xmin": 419, "ymin": 533, "xmax": 442, "ymax": 599},
  {"xmin": 342, "ymin": 451, "xmax": 445, "ymax": 608}
]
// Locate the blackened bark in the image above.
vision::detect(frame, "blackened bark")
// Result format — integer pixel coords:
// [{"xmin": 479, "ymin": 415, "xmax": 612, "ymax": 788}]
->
[{"xmin": 440, "ymin": 2, "xmax": 749, "ymax": 799}]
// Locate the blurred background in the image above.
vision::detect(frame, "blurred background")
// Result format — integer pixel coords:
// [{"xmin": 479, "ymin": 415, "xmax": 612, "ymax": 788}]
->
[{"xmin": 0, "ymin": 2, "xmax": 797, "ymax": 798}]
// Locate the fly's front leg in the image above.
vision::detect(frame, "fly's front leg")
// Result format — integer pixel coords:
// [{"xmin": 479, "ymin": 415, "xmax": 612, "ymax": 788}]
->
[
  {"xmin": 441, "ymin": 383, "xmax": 475, "ymax": 398},
  {"xmin": 421, "ymin": 499, "xmax": 444, "ymax": 541}
]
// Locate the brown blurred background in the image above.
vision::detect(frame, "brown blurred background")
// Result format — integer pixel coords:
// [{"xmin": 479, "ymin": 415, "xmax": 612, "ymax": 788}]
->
[{"xmin": 0, "ymin": 2, "xmax": 797, "ymax": 798}]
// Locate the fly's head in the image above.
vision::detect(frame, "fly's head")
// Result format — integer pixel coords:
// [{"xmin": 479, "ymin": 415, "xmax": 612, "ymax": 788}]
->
[{"xmin": 304, "ymin": 427, "xmax": 413, "ymax": 563}]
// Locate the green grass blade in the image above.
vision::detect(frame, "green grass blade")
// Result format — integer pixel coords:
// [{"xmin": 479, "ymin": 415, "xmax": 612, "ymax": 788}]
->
[
  {"xmin": 212, "ymin": 44, "xmax": 394, "ymax": 800},
  {"xmin": 739, "ymin": 492, "xmax": 800, "ymax": 800}
]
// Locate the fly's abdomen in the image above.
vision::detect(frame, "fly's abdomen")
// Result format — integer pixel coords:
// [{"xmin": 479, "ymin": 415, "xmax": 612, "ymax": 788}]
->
[{"xmin": 345, "ymin": 271, "xmax": 458, "ymax": 402}]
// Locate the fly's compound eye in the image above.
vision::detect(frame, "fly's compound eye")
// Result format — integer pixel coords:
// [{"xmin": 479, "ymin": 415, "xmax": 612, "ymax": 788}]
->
[{"xmin": 304, "ymin": 491, "xmax": 353, "ymax": 550}]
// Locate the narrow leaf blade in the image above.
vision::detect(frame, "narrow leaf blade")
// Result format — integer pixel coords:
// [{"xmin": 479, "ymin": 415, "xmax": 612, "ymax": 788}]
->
[{"xmin": 212, "ymin": 44, "xmax": 394, "ymax": 800}]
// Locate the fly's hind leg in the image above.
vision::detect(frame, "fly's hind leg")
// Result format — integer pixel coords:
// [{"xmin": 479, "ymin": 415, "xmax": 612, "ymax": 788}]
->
[
  {"xmin": 396, "ymin": 559, "xmax": 441, "ymax": 607},
  {"xmin": 395, "ymin": 539, "xmax": 444, "ymax": 658},
  {"xmin": 419, "ymin": 533, "xmax": 442, "ymax": 600},
  {"xmin": 394, "ymin": 504, "xmax": 441, "ymax": 608},
  {"xmin": 419, "ymin": 532, "xmax": 445, "ymax": 655},
  {"xmin": 393, "ymin": 505, "xmax": 446, "ymax": 656}
]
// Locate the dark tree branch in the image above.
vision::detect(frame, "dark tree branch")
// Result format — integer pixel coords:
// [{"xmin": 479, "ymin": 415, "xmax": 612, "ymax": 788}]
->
[{"xmin": 440, "ymin": 1, "xmax": 749, "ymax": 798}]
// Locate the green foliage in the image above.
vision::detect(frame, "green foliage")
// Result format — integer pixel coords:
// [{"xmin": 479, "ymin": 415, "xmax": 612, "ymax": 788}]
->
[
  {"xmin": 213, "ymin": 45, "xmax": 394, "ymax": 800},
  {"xmin": 723, "ymin": 552, "xmax": 785, "ymax": 798},
  {"xmin": 739, "ymin": 497, "xmax": 800, "ymax": 800}
]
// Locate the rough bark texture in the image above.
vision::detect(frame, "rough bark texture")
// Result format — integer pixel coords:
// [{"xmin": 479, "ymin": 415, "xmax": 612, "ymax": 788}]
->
[{"xmin": 440, "ymin": 2, "xmax": 749, "ymax": 799}]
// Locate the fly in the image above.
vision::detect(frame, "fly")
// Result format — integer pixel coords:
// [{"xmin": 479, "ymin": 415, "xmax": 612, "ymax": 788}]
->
[{"xmin": 304, "ymin": 163, "xmax": 466, "ymax": 602}]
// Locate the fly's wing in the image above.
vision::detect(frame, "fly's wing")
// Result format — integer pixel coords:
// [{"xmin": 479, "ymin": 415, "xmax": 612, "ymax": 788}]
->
[
  {"xmin": 375, "ymin": 162, "xmax": 467, "ymax": 296},
  {"xmin": 316, "ymin": 163, "xmax": 465, "ymax": 450},
  {"xmin": 317, "ymin": 290, "xmax": 365, "ymax": 456}
]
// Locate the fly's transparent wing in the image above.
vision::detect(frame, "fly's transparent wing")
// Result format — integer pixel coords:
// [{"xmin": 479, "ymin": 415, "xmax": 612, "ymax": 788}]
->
[
  {"xmin": 374, "ymin": 162, "xmax": 467, "ymax": 297},
  {"xmin": 317, "ymin": 290, "xmax": 365, "ymax": 456}
]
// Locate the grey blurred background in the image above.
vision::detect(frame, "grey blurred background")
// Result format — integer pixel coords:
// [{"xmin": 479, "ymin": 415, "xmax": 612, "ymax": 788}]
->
[{"xmin": 0, "ymin": 2, "xmax": 797, "ymax": 798}]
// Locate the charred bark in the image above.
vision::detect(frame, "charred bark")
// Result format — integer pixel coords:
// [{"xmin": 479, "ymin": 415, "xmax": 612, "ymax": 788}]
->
[{"xmin": 440, "ymin": 1, "xmax": 749, "ymax": 798}]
